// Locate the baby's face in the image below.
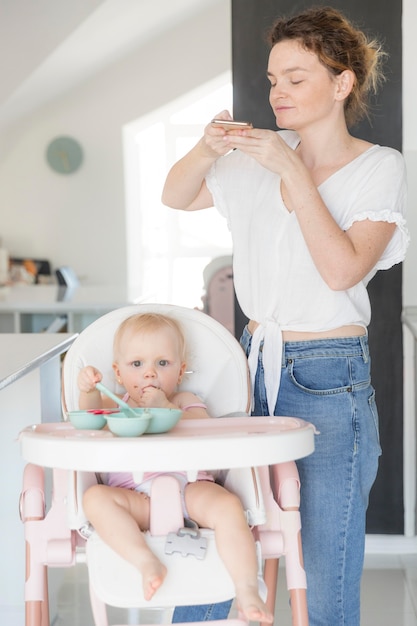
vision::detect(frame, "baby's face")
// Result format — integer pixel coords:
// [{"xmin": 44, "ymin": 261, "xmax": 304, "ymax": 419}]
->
[{"xmin": 113, "ymin": 327, "xmax": 185, "ymax": 404}]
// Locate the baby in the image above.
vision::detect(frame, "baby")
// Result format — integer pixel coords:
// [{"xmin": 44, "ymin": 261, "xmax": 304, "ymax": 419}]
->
[{"xmin": 78, "ymin": 312, "xmax": 273, "ymax": 622}]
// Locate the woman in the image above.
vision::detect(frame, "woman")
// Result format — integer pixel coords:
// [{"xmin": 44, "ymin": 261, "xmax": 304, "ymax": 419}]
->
[{"xmin": 162, "ymin": 6, "xmax": 408, "ymax": 625}]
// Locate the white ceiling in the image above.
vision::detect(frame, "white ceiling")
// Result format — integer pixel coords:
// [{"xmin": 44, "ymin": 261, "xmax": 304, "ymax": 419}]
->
[{"xmin": 0, "ymin": 0, "xmax": 220, "ymax": 131}]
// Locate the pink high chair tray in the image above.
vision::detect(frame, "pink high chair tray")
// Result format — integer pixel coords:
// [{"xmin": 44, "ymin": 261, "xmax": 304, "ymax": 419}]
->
[{"xmin": 19, "ymin": 416, "xmax": 316, "ymax": 475}]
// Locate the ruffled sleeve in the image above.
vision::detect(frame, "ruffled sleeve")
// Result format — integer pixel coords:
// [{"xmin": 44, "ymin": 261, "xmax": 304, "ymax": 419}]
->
[{"xmin": 338, "ymin": 146, "xmax": 409, "ymax": 271}]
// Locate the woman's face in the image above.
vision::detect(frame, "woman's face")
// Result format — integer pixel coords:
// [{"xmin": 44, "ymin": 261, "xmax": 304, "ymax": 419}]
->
[{"xmin": 267, "ymin": 39, "xmax": 343, "ymax": 131}]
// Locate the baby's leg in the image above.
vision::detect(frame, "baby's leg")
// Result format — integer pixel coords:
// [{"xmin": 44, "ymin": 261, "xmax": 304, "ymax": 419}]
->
[
  {"xmin": 83, "ymin": 484, "xmax": 166, "ymax": 600},
  {"xmin": 185, "ymin": 481, "xmax": 273, "ymax": 623}
]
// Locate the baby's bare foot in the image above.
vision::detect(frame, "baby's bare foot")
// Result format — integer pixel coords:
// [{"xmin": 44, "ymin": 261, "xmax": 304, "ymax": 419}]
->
[
  {"xmin": 236, "ymin": 586, "xmax": 274, "ymax": 623},
  {"xmin": 140, "ymin": 558, "xmax": 167, "ymax": 601}
]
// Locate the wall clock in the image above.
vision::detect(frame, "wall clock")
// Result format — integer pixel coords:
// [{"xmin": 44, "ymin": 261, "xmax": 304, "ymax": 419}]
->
[{"xmin": 46, "ymin": 136, "xmax": 83, "ymax": 174}]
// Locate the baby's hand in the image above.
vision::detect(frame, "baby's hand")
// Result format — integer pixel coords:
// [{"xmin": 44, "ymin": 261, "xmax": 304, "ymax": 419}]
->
[
  {"xmin": 77, "ymin": 366, "xmax": 102, "ymax": 393},
  {"xmin": 139, "ymin": 386, "xmax": 170, "ymax": 408}
]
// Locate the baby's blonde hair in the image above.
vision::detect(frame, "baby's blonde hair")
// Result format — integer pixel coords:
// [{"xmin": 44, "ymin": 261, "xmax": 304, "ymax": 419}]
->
[{"xmin": 113, "ymin": 312, "xmax": 187, "ymax": 362}]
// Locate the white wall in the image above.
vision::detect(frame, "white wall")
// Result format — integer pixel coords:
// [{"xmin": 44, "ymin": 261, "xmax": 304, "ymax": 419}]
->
[
  {"xmin": 0, "ymin": 0, "xmax": 231, "ymax": 287},
  {"xmin": 403, "ymin": 0, "xmax": 417, "ymax": 306}
]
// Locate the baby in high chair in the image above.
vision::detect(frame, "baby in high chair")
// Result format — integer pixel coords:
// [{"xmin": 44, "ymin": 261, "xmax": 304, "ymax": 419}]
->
[{"xmin": 78, "ymin": 312, "xmax": 273, "ymax": 623}]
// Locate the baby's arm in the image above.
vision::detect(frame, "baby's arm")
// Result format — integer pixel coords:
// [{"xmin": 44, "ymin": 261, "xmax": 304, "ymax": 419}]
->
[
  {"xmin": 77, "ymin": 366, "xmax": 103, "ymax": 409},
  {"xmin": 137, "ymin": 389, "xmax": 209, "ymax": 418},
  {"xmin": 174, "ymin": 391, "xmax": 210, "ymax": 420},
  {"xmin": 77, "ymin": 366, "xmax": 118, "ymax": 410}
]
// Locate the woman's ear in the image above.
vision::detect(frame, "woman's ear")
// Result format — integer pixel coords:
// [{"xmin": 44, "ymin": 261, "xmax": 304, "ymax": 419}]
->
[{"xmin": 335, "ymin": 69, "xmax": 354, "ymax": 101}]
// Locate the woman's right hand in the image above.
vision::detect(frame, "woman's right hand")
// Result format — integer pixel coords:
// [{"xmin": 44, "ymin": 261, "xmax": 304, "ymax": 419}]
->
[
  {"xmin": 77, "ymin": 366, "xmax": 102, "ymax": 393},
  {"xmin": 202, "ymin": 110, "xmax": 239, "ymax": 158}
]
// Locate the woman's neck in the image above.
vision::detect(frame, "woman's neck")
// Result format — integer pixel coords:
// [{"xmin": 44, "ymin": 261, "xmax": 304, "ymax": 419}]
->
[{"xmin": 295, "ymin": 124, "xmax": 372, "ymax": 184}]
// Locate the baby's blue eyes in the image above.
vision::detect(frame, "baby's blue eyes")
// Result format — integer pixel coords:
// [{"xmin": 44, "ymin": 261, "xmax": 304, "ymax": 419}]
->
[{"xmin": 131, "ymin": 360, "xmax": 170, "ymax": 368}]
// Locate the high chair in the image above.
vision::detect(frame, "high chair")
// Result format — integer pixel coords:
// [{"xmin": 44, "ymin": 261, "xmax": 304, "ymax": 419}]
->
[{"xmin": 19, "ymin": 303, "xmax": 315, "ymax": 626}]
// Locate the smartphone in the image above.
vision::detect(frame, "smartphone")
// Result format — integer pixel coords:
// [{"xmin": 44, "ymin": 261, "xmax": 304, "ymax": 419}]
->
[{"xmin": 211, "ymin": 119, "xmax": 253, "ymax": 131}]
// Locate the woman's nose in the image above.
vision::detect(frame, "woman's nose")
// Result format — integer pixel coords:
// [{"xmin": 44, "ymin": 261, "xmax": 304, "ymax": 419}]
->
[{"xmin": 270, "ymin": 81, "xmax": 285, "ymax": 100}]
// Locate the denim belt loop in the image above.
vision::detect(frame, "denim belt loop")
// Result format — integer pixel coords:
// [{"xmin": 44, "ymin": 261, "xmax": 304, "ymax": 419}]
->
[
  {"xmin": 281, "ymin": 341, "xmax": 286, "ymax": 368},
  {"xmin": 359, "ymin": 334, "xmax": 369, "ymax": 363}
]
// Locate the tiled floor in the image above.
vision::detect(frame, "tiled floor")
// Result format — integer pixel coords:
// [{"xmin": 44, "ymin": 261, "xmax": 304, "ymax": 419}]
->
[
  {"xmin": 51, "ymin": 553, "xmax": 417, "ymax": 625},
  {"xmin": 273, "ymin": 554, "xmax": 417, "ymax": 626},
  {"xmin": 359, "ymin": 554, "xmax": 417, "ymax": 626}
]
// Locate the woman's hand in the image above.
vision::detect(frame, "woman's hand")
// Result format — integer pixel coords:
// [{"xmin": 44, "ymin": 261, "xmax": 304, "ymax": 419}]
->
[
  {"xmin": 201, "ymin": 110, "xmax": 242, "ymax": 159},
  {"xmin": 223, "ymin": 126, "xmax": 300, "ymax": 176}
]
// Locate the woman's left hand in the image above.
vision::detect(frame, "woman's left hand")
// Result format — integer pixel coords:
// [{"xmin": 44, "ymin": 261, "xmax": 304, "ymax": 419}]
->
[{"xmin": 223, "ymin": 127, "xmax": 301, "ymax": 177}]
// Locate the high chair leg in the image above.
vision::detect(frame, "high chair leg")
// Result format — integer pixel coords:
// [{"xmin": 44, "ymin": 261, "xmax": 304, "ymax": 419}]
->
[
  {"xmin": 21, "ymin": 464, "xmax": 50, "ymax": 626},
  {"xmin": 25, "ymin": 601, "xmax": 42, "ymax": 626},
  {"xmin": 24, "ymin": 564, "xmax": 50, "ymax": 626},
  {"xmin": 25, "ymin": 570, "xmax": 49, "ymax": 626},
  {"xmin": 89, "ymin": 579, "xmax": 109, "ymax": 626},
  {"xmin": 289, "ymin": 588, "xmax": 309, "ymax": 626},
  {"xmin": 261, "ymin": 557, "xmax": 278, "ymax": 626}
]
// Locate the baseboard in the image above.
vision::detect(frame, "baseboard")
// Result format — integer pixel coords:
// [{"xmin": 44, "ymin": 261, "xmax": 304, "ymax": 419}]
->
[{"xmin": 365, "ymin": 534, "xmax": 417, "ymax": 554}]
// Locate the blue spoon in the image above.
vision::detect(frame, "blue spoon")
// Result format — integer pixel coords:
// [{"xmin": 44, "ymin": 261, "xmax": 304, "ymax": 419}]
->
[{"xmin": 95, "ymin": 381, "xmax": 140, "ymax": 418}]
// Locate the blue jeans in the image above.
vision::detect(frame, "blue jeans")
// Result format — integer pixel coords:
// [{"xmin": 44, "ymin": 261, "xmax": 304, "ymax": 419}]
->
[
  {"xmin": 172, "ymin": 600, "xmax": 233, "ymax": 622},
  {"xmin": 241, "ymin": 327, "xmax": 381, "ymax": 626}
]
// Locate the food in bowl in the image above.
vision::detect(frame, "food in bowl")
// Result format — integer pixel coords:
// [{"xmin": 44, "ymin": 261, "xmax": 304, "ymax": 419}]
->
[{"xmin": 68, "ymin": 410, "xmax": 110, "ymax": 430}]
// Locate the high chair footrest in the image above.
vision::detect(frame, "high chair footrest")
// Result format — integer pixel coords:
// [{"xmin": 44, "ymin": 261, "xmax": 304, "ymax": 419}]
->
[
  {"xmin": 86, "ymin": 529, "xmax": 235, "ymax": 607},
  {"xmin": 165, "ymin": 527, "xmax": 207, "ymax": 559}
]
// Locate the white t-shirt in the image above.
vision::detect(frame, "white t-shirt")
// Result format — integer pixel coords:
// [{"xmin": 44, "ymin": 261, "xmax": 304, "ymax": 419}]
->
[{"xmin": 206, "ymin": 130, "xmax": 409, "ymax": 413}]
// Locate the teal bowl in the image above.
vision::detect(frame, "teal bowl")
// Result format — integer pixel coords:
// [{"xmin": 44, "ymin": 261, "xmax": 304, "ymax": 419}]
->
[
  {"xmin": 106, "ymin": 413, "xmax": 151, "ymax": 437},
  {"xmin": 68, "ymin": 410, "xmax": 108, "ymax": 430},
  {"xmin": 145, "ymin": 408, "xmax": 182, "ymax": 434}
]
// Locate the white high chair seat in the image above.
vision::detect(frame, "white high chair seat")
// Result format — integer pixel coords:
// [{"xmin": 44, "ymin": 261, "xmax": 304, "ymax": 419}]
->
[
  {"xmin": 20, "ymin": 303, "xmax": 314, "ymax": 626},
  {"xmin": 63, "ymin": 303, "xmax": 250, "ymax": 420}
]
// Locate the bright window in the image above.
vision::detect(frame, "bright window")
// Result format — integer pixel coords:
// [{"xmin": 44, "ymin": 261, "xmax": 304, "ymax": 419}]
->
[{"xmin": 124, "ymin": 74, "xmax": 233, "ymax": 307}]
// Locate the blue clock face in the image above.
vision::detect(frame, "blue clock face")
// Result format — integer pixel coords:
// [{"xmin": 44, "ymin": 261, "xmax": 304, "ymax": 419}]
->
[{"xmin": 46, "ymin": 136, "xmax": 83, "ymax": 174}]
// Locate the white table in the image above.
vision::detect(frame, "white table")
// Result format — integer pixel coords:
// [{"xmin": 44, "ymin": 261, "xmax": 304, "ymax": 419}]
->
[
  {"xmin": 0, "ymin": 333, "xmax": 77, "ymax": 624},
  {"xmin": 0, "ymin": 284, "xmax": 141, "ymax": 332}
]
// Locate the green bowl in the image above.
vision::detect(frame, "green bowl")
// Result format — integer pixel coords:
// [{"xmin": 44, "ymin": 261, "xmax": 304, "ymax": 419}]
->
[
  {"xmin": 68, "ymin": 410, "xmax": 108, "ymax": 430},
  {"xmin": 145, "ymin": 408, "xmax": 183, "ymax": 434},
  {"xmin": 104, "ymin": 407, "xmax": 183, "ymax": 435},
  {"xmin": 106, "ymin": 413, "xmax": 151, "ymax": 437}
]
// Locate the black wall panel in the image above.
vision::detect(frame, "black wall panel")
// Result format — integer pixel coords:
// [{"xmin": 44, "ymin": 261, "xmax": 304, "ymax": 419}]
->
[{"xmin": 231, "ymin": 0, "xmax": 404, "ymax": 533}]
